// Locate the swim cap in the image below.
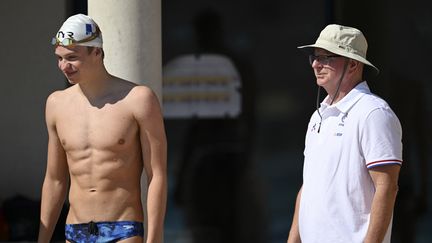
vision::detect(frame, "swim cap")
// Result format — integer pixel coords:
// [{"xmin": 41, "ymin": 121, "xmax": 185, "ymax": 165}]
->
[{"xmin": 52, "ymin": 14, "xmax": 103, "ymax": 48}]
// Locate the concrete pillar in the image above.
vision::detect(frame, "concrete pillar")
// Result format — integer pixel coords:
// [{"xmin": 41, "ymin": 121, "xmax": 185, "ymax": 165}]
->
[
  {"xmin": 88, "ymin": 0, "xmax": 162, "ymax": 100},
  {"xmin": 88, "ymin": 1, "xmax": 162, "ymax": 238}
]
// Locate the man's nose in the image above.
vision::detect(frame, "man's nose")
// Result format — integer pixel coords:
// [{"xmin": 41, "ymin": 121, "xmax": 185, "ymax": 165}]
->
[
  {"xmin": 59, "ymin": 60, "xmax": 71, "ymax": 70},
  {"xmin": 311, "ymin": 59, "xmax": 321, "ymax": 69}
]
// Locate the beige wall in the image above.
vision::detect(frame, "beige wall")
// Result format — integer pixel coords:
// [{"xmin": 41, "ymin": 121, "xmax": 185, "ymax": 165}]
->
[{"xmin": 0, "ymin": 1, "xmax": 67, "ymax": 200}]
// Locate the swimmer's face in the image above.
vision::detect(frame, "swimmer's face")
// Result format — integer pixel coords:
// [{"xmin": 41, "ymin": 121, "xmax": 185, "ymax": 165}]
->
[{"xmin": 54, "ymin": 45, "xmax": 98, "ymax": 84}]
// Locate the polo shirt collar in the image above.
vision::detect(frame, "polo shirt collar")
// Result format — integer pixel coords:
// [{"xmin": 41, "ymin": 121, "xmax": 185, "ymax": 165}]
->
[{"xmin": 320, "ymin": 81, "xmax": 370, "ymax": 114}]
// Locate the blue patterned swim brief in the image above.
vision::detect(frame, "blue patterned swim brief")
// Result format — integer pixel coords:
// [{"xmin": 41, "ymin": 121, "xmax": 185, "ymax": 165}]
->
[{"xmin": 65, "ymin": 221, "xmax": 144, "ymax": 243}]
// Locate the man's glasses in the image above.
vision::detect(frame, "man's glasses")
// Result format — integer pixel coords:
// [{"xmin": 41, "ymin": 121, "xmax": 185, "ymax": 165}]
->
[
  {"xmin": 51, "ymin": 29, "xmax": 100, "ymax": 47},
  {"xmin": 308, "ymin": 54, "xmax": 341, "ymax": 66}
]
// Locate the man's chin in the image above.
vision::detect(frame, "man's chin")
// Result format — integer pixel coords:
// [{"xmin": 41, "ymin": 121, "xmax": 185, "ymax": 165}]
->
[
  {"xmin": 316, "ymin": 79, "xmax": 326, "ymax": 86},
  {"xmin": 67, "ymin": 78, "xmax": 78, "ymax": 85}
]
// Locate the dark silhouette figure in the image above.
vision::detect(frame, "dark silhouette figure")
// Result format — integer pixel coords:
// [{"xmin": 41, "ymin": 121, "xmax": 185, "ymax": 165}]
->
[{"xmin": 171, "ymin": 9, "xmax": 266, "ymax": 243}]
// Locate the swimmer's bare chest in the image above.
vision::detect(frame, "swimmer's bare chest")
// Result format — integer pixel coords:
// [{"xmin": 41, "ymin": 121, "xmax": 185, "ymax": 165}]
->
[
  {"xmin": 57, "ymin": 97, "xmax": 146, "ymax": 222},
  {"xmin": 56, "ymin": 98, "xmax": 142, "ymax": 183}
]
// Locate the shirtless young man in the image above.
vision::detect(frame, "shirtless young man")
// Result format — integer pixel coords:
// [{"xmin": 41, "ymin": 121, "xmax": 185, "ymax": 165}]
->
[{"xmin": 37, "ymin": 14, "xmax": 167, "ymax": 243}]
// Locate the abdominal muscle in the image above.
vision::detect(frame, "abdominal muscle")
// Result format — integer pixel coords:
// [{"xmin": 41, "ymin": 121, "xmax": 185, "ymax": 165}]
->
[{"xmin": 65, "ymin": 147, "xmax": 145, "ymax": 224}]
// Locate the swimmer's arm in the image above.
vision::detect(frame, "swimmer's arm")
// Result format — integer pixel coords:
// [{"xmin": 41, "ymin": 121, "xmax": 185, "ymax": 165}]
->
[
  {"xmin": 134, "ymin": 86, "xmax": 167, "ymax": 243},
  {"xmin": 364, "ymin": 165, "xmax": 400, "ymax": 243},
  {"xmin": 38, "ymin": 93, "xmax": 69, "ymax": 243}
]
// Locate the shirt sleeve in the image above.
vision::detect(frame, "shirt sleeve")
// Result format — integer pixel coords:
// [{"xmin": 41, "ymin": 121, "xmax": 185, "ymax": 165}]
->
[{"xmin": 361, "ymin": 107, "xmax": 403, "ymax": 169}]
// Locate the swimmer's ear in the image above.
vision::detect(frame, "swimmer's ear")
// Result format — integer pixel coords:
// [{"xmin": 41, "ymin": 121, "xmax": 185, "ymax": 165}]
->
[
  {"xmin": 97, "ymin": 48, "xmax": 105, "ymax": 59},
  {"xmin": 95, "ymin": 47, "xmax": 102, "ymax": 56},
  {"xmin": 91, "ymin": 47, "xmax": 105, "ymax": 59}
]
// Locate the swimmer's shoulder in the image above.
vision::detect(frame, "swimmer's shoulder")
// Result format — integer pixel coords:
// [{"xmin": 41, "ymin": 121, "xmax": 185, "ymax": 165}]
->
[{"xmin": 46, "ymin": 85, "xmax": 77, "ymax": 107}]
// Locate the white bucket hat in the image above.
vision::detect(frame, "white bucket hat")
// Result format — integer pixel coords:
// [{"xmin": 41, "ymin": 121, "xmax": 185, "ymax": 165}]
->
[
  {"xmin": 298, "ymin": 24, "xmax": 379, "ymax": 73},
  {"xmin": 52, "ymin": 14, "xmax": 103, "ymax": 48}
]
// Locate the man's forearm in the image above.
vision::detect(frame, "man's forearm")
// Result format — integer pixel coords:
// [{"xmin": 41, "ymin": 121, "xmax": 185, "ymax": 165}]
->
[
  {"xmin": 364, "ymin": 184, "xmax": 398, "ymax": 243},
  {"xmin": 287, "ymin": 187, "xmax": 302, "ymax": 243},
  {"xmin": 145, "ymin": 174, "xmax": 167, "ymax": 243}
]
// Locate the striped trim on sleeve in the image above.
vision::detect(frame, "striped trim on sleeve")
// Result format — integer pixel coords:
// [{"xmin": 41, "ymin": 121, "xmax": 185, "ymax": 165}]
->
[{"xmin": 366, "ymin": 159, "xmax": 403, "ymax": 169}]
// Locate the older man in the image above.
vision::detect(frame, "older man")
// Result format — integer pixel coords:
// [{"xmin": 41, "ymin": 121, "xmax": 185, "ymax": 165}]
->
[{"xmin": 287, "ymin": 24, "xmax": 402, "ymax": 243}]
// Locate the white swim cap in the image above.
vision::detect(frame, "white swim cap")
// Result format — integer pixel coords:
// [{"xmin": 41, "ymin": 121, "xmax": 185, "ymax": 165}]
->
[{"xmin": 52, "ymin": 14, "xmax": 103, "ymax": 48}]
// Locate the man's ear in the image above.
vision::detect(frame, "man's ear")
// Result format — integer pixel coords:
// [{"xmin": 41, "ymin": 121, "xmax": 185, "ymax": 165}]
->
[{"xmin": 348, "ymin": 59, "xmax": 360, "ymax": 72}]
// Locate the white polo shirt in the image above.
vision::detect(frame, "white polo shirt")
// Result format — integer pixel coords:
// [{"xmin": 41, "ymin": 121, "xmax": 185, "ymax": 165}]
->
[{"xmin": 299, "ymin": 81, "xmax": 402, "ymax": 243}]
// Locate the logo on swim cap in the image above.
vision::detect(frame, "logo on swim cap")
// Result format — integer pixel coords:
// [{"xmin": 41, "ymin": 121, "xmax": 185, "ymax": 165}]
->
[{"xmin": 52, "ymin": 14, "xmax": 103, "ymax": 48}]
